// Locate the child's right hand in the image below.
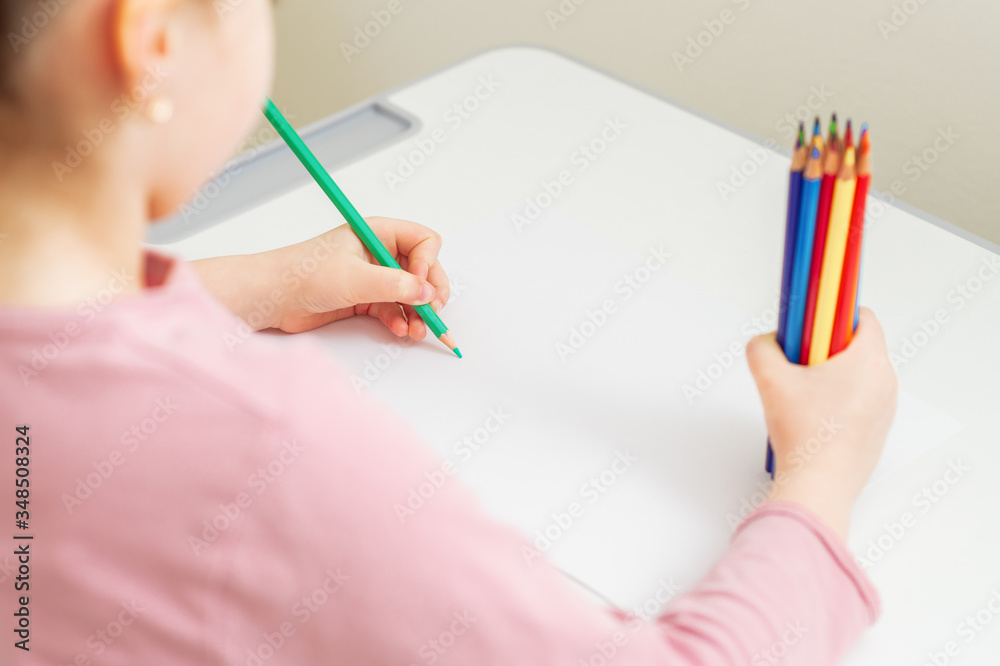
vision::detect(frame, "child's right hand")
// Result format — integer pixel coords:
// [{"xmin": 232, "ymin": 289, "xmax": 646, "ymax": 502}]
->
[{"xmin": 746, "ymin": 308, "xmax": 899, "ymax": 540}]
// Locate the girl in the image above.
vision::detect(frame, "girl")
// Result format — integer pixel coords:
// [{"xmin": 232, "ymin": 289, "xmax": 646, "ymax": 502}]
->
[{"xmin": 0, "ymin": 0, "xmax": 898, "ymax": 664}]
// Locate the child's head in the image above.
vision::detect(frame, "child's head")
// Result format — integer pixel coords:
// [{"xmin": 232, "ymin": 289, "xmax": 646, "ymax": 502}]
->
[{"xmin": 0, "ymin": 0, "xmax": 274, "ymax": 220}]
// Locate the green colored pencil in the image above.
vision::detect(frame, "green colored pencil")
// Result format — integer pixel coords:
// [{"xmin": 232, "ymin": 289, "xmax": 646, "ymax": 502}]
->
[{"xmin": 263, "ymin": 98, "xmax": 461, "ymax": 358}]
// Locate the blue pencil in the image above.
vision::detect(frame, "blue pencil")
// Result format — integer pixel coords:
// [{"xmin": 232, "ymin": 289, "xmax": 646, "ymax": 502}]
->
[
  {"xmin": 768, "ymin": 123, "xmax": 807, "ymax": 476},
  {"xmin": 776, "ymin": 124, "xmax": 807, "ymax": 350},
  {"xmin": 783, "ymin": 145, "xmax": 824, "ymax": 364}
]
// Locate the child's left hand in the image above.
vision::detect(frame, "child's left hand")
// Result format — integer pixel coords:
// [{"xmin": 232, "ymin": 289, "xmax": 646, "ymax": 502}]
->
[{"xmin": 190, "ymin": 217, "xmax": 451, "ymax": 340}]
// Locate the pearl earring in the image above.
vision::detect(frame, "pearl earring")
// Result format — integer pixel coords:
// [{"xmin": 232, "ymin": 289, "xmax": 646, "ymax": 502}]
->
[{"xmin": 145, "ymin": 97, "xmax": 174, "ymax": 124}]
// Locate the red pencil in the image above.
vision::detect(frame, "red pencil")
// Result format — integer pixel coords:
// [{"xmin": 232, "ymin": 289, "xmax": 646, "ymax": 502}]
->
[
  {"xmin": 800, "ymin": 116, "xmax": 842, "ymax": 364},
  {"xmin": 830, "ymin": 125, "xmax": 871, "ymax": 354}
]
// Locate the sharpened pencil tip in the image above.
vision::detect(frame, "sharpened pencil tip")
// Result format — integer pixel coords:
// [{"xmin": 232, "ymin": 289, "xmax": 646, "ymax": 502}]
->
[
  {"xmin": 439, "ymin": 331, "xmax": 460, "ymax": 357},
  {"xmin": 859, "ymin": 126, "xmax": 871, "ymax": 152}
]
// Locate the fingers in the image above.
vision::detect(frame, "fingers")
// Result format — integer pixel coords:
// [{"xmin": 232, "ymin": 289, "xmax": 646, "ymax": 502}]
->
[
  {"xmin": 364, "ymin": 303, "xmax": 429, "ymax": 341},
  {"xmin": 402, "ymin": 304, "xmax": 428, "ymax": 341},
  {"xmin": 368, "ymin": 302, "xmax": 409, "ymax": 337},
  {"xmin": 360, "ymin": 217, "xmax": 453, "ymax": 311},
  {"xmin": 351, "ymin": 262, "xmax": 435, "ymax": 307},
  {"xmin": 366, "ymin": 217, "xmax": 443, "ymax": 282},
  {"xmin": 427, "ymin": 261, "xmax": 451, "ymax": 312}
]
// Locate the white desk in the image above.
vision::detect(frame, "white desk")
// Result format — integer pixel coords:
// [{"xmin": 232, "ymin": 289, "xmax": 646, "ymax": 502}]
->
[{"xmin": 147, "ymin": 47, "xmax": 1000, "ymax": 665}]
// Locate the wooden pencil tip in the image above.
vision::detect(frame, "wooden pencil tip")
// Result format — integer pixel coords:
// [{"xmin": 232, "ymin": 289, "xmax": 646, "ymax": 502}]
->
[{"xmin": 439, "ymin": 332, "xmax": 460, "ymax": 357}]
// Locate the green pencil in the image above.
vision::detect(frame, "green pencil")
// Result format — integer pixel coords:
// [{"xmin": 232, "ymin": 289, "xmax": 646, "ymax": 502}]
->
[{"xmin": 263, "ymin": 98, "xmax": 461, "ymax": 358}]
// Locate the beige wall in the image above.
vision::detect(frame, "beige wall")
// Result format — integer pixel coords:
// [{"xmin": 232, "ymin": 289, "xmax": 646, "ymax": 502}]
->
[{"xmin": 268, "ymin": 0, "xmax": 998, "ymax": 245}]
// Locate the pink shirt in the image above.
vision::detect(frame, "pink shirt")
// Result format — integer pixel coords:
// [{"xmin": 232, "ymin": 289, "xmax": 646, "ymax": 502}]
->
[{"xmin": 0, "ymin": 251, "xmax": 879, "ymax": 665}]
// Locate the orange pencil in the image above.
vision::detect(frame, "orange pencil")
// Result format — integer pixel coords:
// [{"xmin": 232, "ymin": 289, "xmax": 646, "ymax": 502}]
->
[{"xmin": 830, "ymin": 125, "xmax": 871, "ymax": 354}]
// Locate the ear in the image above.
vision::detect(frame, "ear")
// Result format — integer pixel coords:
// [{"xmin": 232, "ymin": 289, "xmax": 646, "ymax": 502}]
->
[{"xmin": 111, "ymin": 0, "xmax": 173, "ymax": 101}]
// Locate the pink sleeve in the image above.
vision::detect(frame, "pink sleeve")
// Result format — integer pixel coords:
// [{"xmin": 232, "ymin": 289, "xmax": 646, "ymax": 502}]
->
[{"xmin": 644, "ymin": 501, "xmax": 880, "ymax": 664}]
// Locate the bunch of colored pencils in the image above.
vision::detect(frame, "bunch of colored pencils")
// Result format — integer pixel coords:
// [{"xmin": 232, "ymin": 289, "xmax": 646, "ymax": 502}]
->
[{"xmin": 765, "ymin": 116, "xmax": 872, "ymax": 476}]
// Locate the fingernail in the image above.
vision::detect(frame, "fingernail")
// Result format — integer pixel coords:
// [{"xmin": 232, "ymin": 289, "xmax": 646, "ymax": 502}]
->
[{"xmin": 419, "ymin": 282, "xmax": 435, "ymax": 304}]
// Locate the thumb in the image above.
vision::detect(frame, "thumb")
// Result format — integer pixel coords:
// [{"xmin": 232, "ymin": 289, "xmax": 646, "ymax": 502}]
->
[
  {"xmin": 745, "ymin": 332, "xmax": 796, "ymax": 392},
  {"xmin": 349, "ymin": 263, "xmax": 435, "ymax": 306}
]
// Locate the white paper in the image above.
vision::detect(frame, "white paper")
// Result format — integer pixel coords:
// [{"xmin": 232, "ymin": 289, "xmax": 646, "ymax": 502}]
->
[{"xmin": 287, "ymin": 210, "xmax": 964, "ymax": 608}]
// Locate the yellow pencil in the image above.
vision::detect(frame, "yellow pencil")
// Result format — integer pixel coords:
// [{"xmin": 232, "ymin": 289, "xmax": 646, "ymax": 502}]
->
[{"xmin": 808, "ymin": 134, "xmax": 857, "ymax": 365}]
